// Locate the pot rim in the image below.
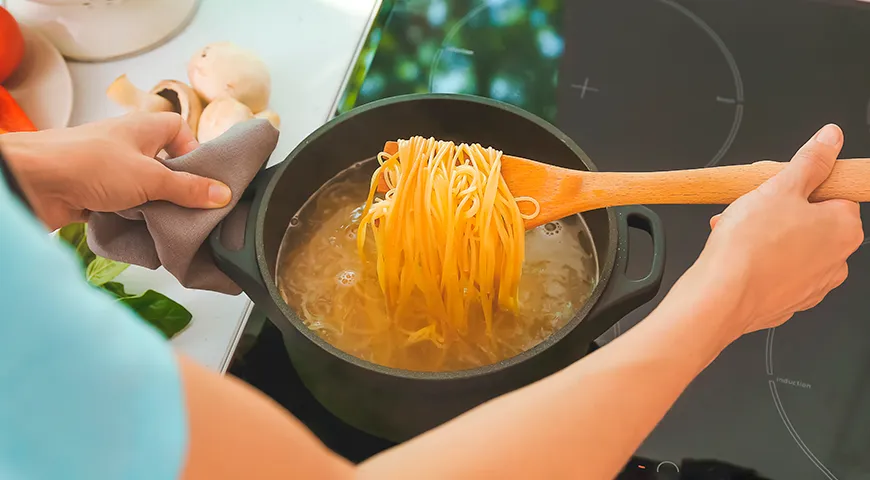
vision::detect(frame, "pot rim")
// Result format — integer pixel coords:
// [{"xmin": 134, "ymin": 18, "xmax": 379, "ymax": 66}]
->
[{"xmin": 256, "ymin": 93, "xmax": 620, "ymax": 380}]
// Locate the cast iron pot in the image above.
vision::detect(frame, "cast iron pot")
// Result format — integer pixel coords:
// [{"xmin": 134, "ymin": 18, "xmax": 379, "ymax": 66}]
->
[{"xmin": 210, "ymin": 94, "xmax": 666, "ymax": 443}]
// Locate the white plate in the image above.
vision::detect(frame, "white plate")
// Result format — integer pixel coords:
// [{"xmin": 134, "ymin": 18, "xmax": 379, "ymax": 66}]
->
[
  {"xmin": 4, "ymin": 0, "xmax": 200, "ymax": 63},
  {"xmin": 3, "ymin": 24, "xmax": 74, "ymax": 130}
]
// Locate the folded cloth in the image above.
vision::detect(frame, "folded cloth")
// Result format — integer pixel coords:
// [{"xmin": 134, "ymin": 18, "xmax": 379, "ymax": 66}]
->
[{"xmin": 87, "ymin": 119, "xmax": 279, "ymax": 295}]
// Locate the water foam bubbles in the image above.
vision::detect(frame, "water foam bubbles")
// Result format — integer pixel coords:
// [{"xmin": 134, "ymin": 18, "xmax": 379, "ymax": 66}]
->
[
  {"xmin": 336, "ymin": 270, "xmax": 357, "ymax": 287},
  {"xmin": 543, "ymin": 221, "xmax": 563, "ymax": 236}
]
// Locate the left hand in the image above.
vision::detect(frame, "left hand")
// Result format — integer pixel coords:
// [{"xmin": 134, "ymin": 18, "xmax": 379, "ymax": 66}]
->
[{"xmin": 0, "ymin": 112, "xmax": 232, "ymax": 230}]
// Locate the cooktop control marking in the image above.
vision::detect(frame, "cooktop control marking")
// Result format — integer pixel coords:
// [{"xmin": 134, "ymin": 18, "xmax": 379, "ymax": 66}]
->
[
  {"xmin": 571, "ymin": 77, "xmax": 600, "ymax": 99},
  {"xmin": 656, "ymin": 461, "xmax": 680, "ymax": 473}
]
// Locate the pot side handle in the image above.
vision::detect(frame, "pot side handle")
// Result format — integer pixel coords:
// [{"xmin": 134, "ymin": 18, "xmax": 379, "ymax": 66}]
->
[
  {"xmin": 586, "ymin": 206, "xmax": 666, "ymax": 332},
  {"xmin": 209, "ymin": 166, "xmax": 279, "ymax": 301}
]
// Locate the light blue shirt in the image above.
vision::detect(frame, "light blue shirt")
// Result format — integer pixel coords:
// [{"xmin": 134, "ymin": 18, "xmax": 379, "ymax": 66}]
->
[{"xmin": 0, "ymin": 172, "xmax": 187, "ymax": 479}]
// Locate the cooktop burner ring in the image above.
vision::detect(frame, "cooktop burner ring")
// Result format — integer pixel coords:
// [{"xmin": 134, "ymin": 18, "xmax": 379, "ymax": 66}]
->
[
  {"xmin": 658, "ymin": 0, "xmax": 744, "ymax": 167},
  {"xmin": 866, "ymin": 97, "xmax": 870, "ymax": 134},
  {"xmin": 428, "ymin": 2, "xmax": 488, "ymax": 94},
  {"xmin": 555, "ymin": 0, "xmax": 747, "ymax": 172},
  {"xmin": 765, "ymin": 328, "xmax": 840, "ymax": 480},
  {"xmin": 426, "ymin": 0, "xmax": 565, "ymax": 121}
]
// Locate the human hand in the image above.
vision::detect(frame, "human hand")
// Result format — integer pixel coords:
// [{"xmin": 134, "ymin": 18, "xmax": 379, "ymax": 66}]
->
[
  {"xmin": 0, "ymin": 112, "xmax": 232, "ymax": 230},
  {"xmin": 701, "ymin": 124, "xmax": 864, "ymax": 336}
]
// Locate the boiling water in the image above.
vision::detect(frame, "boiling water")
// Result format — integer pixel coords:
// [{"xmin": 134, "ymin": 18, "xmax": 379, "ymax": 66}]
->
[{"xmin": 277, "ymin": 159, "xmax": 599, "ymax": 372}]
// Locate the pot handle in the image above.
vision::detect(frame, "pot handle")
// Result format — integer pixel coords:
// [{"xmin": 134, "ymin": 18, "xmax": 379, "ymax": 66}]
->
[
  {"xmin": 587, "ymin": 205, "xmax": 666, "ymax": 327},
  {"xmin": 209, "ymin": 165, "xmax": 279, "ymax": 301}
]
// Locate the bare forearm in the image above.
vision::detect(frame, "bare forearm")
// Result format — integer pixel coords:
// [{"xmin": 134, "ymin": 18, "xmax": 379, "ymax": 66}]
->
[
  {"xmin": 177, "ymin": 356, "xmax": 354, "ymax": 480},
  {"xmin": 359, "ymin": 258, "xmax": 746, "ymax": 479}
]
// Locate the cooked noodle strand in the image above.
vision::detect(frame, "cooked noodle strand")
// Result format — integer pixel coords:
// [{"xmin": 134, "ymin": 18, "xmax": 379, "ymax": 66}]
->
[{"xmin": 358, "ymin": 137, "xmax": 536, "ymax": 345}]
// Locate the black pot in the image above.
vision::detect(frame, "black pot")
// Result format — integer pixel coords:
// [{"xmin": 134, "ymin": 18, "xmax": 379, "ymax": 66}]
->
[{"xmin": 211, "ymin": 94, "xmax": 666, "ymax": 442}]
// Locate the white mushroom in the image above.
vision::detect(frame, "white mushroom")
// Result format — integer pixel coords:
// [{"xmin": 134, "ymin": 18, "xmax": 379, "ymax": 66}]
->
[
  {"xmin": 107, "ymin": 76, "xmax": 204, "ymax": 133},
  {"xmin": 149, "ymin": 80, "xmax": 204, "ymax": 133},
  {"xmin": 254, "ymin": 110, "xmax": 281, "ymax": 130},
  {"xmin": 197, "ymin": 97, "xmax": 254, "ymax": 143},
  {"xmin": 107, "ymin": 74, "xmax": 173, "ymax": 113},
  {"xmin": 188, "ymin": 42, "xmax": 271, "ymax": 113}
]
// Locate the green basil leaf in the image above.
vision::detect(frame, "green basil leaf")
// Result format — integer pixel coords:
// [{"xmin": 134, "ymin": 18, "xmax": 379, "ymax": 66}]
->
[
  {"xmin": 85, "ymin": 257, "xmax": 129, "ymax": 286},
  {"xmin": 60, "ymin": 225, "xmax": 192, "ymax": 339},
  {"xmin": 58, "ymin": 223, "xmax": 85, "ymax": 246},
  {"xmin": 119, "ymin": 290, "xmax": 192, "ymax": 338},
  {"xmin": 101, "ymin": 281, "xmax": 130, "ymax": 298},
  {"xmin": 58, "ymin": 223, "xmax": 96, "ymax": 268}
]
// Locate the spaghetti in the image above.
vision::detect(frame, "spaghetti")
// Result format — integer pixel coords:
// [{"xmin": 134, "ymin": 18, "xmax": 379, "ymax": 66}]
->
[
  {"xmin": 357, "ymin": 137, "xmax": 537, "ymax": 347},
  {"xmin": 277, "ymin": 137, "xmax": 597, "ymax": 372}
]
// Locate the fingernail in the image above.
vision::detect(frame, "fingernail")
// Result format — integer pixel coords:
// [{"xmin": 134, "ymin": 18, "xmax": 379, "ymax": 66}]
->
[
  {"xmin": 815, "ymin": 124, "xmax": 842, "ymax": 147},
  {"xmin": 208, "ymin": 183, "xmax": 232, "ymax": 207}
]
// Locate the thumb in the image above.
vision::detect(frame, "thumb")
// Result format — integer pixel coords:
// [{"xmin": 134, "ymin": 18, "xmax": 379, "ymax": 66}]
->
[
  {"xmin": 709, "ymin": 213, "xmax": 722, "ymax": 230},
  {"xmin": 767, "ymin": 123, "xmax": 843, "ymax": 198},
  {"xmin": 124, "ymin": 111, "xmax": 200, "ymax": 158},
  {"xmin": 151, "ymin": 166, "xmax": 233, "ymax": 209}
]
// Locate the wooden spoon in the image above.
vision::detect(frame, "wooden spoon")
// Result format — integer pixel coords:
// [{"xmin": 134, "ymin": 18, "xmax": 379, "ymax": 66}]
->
[{"xmin": 377, "ymin": 141, "xmax": 870, "ymax": 230}]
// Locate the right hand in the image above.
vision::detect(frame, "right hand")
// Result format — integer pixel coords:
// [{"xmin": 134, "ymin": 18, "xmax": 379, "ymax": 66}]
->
[{"xmin": 701, "ymin": 123, "xmax": 864, "ymax": 336}]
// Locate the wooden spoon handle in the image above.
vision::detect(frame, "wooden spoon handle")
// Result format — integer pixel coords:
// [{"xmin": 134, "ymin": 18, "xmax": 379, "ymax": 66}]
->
[{"xmin": 578, "ymin": 159, "xmax": 870, "ymax": 210}]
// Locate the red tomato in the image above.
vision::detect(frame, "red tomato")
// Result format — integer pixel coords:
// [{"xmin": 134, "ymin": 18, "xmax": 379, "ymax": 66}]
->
[{"xmin": 0, "ymin": 7, "xmax": 25, "ymax": 84}]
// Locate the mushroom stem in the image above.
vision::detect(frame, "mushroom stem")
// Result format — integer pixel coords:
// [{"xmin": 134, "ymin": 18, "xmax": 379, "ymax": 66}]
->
[
  {"xmin": 107, "ymin": 74, "xmax": 173, "ymax": 113},
  {"xmin": 254, "ymin": 110, "xmax": 281, "ymax": 129}
]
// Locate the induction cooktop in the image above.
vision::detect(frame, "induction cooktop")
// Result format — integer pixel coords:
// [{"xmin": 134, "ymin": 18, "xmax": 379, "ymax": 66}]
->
[{"xmin": 230, "ymin": 1, "xmax": 870, "ymax": 478}]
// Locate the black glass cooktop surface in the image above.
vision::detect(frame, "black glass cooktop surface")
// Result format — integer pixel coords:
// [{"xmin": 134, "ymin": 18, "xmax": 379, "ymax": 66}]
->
[{"xmin": 231, "ymin": 1, "xmax": 870, "ymax": 478}]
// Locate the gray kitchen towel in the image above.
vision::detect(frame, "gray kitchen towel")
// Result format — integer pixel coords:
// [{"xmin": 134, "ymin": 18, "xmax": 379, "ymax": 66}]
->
[{"xmin": 87, "ymin": 119, "xmax": 279, "ymax": 295}]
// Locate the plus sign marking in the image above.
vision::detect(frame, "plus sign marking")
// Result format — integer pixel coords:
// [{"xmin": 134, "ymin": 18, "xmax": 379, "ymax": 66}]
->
[{"xmin": 571, "ymin": 77, "xmax": 600, "ymax": 99}]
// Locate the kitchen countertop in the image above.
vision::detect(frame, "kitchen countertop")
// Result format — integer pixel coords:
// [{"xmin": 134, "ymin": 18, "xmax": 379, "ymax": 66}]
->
[{"xmin": 65, "ymin": 0, "xmax": 378, "ymax": 371}]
